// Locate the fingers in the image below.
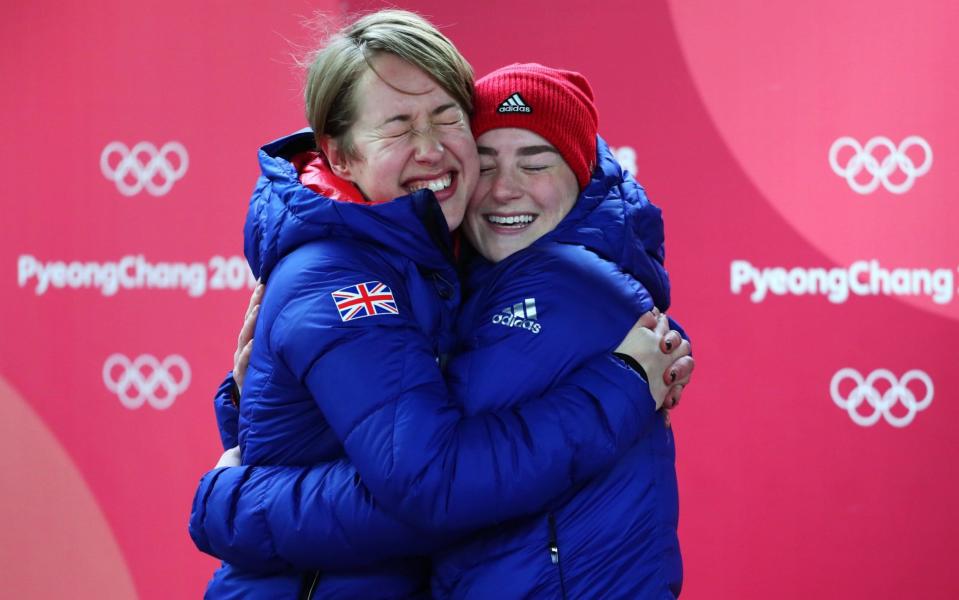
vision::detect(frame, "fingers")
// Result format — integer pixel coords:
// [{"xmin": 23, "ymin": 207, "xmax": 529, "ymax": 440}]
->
[
  {"xmin": 660, "ymin": 329, "xmax": 682, "ymax": 353},
  {"xmin": 245, "ymin": 282, "xmax": 265, "ymax": 321},
  {"xmin": 238, "ymin": 283, "xmax": 264, "ymax": 349},
  {"xmin": 662, "ymin": 335, "xmax": 691, "ymax": 364},
  {"xmin": 636, "ymin": 310, "xmax": 658, "ymax": 330},
  {"xmin": 233, "ymin": 338, "xmax": 253, "ymax": 392},
  {"xmin": 663, "ymin": 355, "xmax": 694, "ymax": 411},
  {"xmin": 653, "ymin": 312, "xmax": 670, "ymax": 337},
  {"xmin": 663, "ymin": 355, "xmax": 695, "ymax": 386},
  {"xmin": 674, "ymin": 355, "xmax": 695, "ymax": 388},
  {"xmin": 237, "ymin": 304, "xmax": 260, "ymax": 350},
  {"xmin": 232, "ymin": 283, "xmax": 263, "ymax": 395},
  {"xmin": 235, "ymin": 338, "xmax": 254, "ymax": 373},
  {"xmin": 662, "ymin": 384, "xmax": 684, "ymax": 410}
]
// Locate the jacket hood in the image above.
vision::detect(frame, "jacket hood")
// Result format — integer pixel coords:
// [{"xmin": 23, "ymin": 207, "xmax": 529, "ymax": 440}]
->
[
  {"xmin": 243, "ymin": 129, "xmax": 454, "ymax": 282},
  {"xmin": 547, "ymin": 136, "xmax": 669, "ymax": 308}
]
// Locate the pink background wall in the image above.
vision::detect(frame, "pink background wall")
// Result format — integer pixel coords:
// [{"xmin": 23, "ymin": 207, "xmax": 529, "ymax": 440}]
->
[{"xmin": 2, "ymin": 0, "xmax": 956, "ymax": 597}]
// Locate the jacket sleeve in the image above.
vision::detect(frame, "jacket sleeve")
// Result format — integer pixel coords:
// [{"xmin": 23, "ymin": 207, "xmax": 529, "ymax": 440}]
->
[
  {"xmin": 213, "ymin": 372, "xmax": 240, "ymax": 450},
  {"xmin": 190, "ymin": 254, "xmax": 656, "ymax": 570},
  {"xmin": 189, "ymin": 459, "xmax": 454, "ymax": 573},
  {"xmin": 617, "ymin": 173, "xmax": 690, "ymax": 346},
  {"xmin": 288, "ymin": 250, "xmax": 662, "ymax": 522},
  {"xmin": 189, "ymin": 351, "xmax": 650, "ymax": 572},
  {"xmin": 282, "ymin": 318, "xmax": 653, "ymax": 534},
  {"xmin": 622, "ymin": 173, "xmax": 673, "ymax": 312}
]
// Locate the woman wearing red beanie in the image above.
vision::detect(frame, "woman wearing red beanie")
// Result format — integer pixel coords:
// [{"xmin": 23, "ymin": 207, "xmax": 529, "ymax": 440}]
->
[
  {"xmin": 447, "ymin": 62, "xmax": 686, "ymax": 598},
  {"xmin": 191, "ymin": 24, "xmax": 691, "ymax": 597}
]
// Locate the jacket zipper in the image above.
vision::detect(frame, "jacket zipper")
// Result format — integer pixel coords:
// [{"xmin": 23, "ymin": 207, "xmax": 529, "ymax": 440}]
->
[
  {"xmin": 300, "ymin": 571, "xmax": 320, "ymax": 600},
  {"xmin": 548, "ymin": 513, "xmax": 569, "ymax": 600}
]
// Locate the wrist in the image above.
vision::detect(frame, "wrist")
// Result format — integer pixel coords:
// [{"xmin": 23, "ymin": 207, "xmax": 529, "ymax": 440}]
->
[{"xmin": 612, "ymin": 352, "xmax": 648, "ymax": 382}]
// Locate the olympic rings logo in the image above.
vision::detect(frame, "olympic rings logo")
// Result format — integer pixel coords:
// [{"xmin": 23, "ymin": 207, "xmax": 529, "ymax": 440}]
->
[
  {"xmin": 611, "ymin": 145, "xmax": 638, "ymax": 176},
  {"xmin": 103, "ymin": 354, "xmax": 191, "ymax": 410},
  {"xmin": 828, "ymin": 136, "xmax": 932, "ymax": 195},
  {"xmin": 100, "ymin": 141, "xmax": 189, "ymax": 196},
  {"xmin": 830, "ymin": 368, "xmax": 933, "ymax": 428}
]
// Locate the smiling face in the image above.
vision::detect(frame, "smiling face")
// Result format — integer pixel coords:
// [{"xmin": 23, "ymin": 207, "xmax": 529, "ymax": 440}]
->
[
  {"xmin": 464, "ymin": 128, "xmax": 580, "ymax": 262},
  {"xmin": 321, "ymin": 53, "xmax": 479, "ymax": 231}
]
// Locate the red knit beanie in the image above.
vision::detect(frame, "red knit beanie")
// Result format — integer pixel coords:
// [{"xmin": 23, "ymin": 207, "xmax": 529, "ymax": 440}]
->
[{"xmin": 471, "ymin": 63, "xmax": 598, "ymax": 189}]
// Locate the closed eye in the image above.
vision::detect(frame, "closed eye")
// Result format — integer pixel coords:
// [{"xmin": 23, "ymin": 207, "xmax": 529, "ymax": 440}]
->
[
  {"xmin": 433, "ymin": 110, "xmax": 463, "ymax": 126},
  {"xmin": 378, "ymin": 125, "xmax": 412, "ymax": 139},
  {"xmin": 432, "ymin": 103, "xmax": 463, "ymax": 124}
]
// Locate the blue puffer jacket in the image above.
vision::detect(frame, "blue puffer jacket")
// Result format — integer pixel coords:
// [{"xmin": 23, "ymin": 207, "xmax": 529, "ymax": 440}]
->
[{"xmin": 189, "ymin": 131, "xmax": 662, "ymax": 598}]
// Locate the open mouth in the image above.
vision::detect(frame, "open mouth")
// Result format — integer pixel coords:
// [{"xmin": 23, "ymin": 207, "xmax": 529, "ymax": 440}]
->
[
  {"xmin": 486, "ymin": 214, "xmax": 537, "ymax": 229},
  {"xmin": 406, "ymin": 172, "xmax": 453, "ymax": 194}
]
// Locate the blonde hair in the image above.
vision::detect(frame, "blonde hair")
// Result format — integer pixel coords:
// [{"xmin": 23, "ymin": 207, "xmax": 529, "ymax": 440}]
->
[{"xmin": 304, "ymin": 10, "xmax": 474, "ymax": 158}]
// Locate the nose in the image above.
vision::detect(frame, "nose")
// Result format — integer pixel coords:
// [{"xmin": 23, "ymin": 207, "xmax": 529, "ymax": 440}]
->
[
  {"xmin": 490, "ymin": 169, "xmax": 522, "ymax": 204},
  {"xmin": 412, "ymin": 129, "xmax": 444, "ymax": 164}
]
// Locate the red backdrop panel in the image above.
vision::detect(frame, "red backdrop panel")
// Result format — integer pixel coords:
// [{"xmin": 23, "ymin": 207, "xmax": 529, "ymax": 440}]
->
[{"xmin": 2, "ymin": 1, "xmax": 955, "ymax": 597}]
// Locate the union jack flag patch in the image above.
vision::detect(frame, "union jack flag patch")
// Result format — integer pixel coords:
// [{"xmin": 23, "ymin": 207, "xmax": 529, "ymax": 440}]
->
[{"xmin": 331, "ymin": 281, "xmax": 399, "ymax": 322}]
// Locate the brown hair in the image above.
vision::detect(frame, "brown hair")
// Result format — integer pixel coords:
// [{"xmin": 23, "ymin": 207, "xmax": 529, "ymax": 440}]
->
[{"xmin": 304, "ymin": 10, "xmax": 474, "ymax": 158}]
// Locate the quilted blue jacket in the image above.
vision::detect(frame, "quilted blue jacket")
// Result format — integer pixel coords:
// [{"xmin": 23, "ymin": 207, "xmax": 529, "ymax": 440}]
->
[{"xmin": 189, "ymin": 131, "xmax": 663, "ymax": 598}]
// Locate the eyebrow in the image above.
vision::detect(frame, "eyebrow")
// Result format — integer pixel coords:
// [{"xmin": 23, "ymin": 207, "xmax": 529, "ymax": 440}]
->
[
  {"xmin": 380, "ymin": 103, "xmax": 460, "ymax": 127},
  {"xmin": 477, "ymin": 144, "xmax": 560, "ymax": 157}
]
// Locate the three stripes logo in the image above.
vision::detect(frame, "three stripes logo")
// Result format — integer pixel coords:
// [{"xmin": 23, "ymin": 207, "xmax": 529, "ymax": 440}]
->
[
  {"xmin": 491, "ymin": 297, "xmax": 541, "ymax": 333},
  {"xmin": 498, "ymin": 93, "xmax": 532, "ymax": 114}
]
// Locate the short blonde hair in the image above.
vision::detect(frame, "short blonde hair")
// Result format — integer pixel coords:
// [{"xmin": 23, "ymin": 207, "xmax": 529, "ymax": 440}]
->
[{"xmin": 304, "ymin": 10, "xmax": 474, "ymax": 158}]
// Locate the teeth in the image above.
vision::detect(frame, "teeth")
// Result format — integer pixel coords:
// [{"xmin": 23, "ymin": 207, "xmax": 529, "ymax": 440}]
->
[
  {"xmin": 487, "ymin": 214, "xmax": 536, "ymax": 226},
  {"xmin": 407, "ymin": 173, "xmax": 452, "ymax": 193}
]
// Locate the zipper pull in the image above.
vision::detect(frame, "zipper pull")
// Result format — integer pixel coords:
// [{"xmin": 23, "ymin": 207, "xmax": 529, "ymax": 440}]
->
[
  {"xmin": 300, "ymin": 571, "xmax": 320, "ymax": 600},
  {"xmin": 547, "ymin": 513, "xmax": 569, "ymax": 599},
  {"xmin": 547, "ymin": 513, "xmax": 560, "ymax": 564}
]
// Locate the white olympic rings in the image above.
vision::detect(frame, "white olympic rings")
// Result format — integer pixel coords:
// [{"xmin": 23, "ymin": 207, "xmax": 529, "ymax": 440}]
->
[
  {"xmin": 611, "ymin": 145, "xmax": 638, "ymax": 176},
  {"xmin": 830, "ymin": 368, "xmax": 933, "ymax": 428},
  {"xmin": 100, "ymin": 141, "xmax": 189, "ymax": 196},
  {"xmin": 103, "ymin": 353, "xmax": 191, "ymax": 410},
  {"xmin": 828, "ymin": 136, "xmax": 932, "ymax": 195}
]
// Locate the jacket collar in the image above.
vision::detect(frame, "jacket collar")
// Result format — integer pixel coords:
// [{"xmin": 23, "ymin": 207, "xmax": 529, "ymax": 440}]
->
[{"xmin": 245, "ymin": 129, "xmax": 455, "ymax": 282}]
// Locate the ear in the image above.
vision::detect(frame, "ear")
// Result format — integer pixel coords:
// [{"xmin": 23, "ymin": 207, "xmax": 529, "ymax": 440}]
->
[{"xmin": 319, "ymin": 135, "xmax": 355, "ymax": 181}]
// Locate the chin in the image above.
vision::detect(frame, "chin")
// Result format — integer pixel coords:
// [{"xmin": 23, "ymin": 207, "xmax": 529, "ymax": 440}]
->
[
  {"xmin": 442, "ymin": 202, "xmax": 468, "ymax": 231},
  {"xmin": 442, "ymin": 209, "xmax": 465, "ymax": 232},
  {"xmin": 490, "ymin": 245, "xmax": 521, "ymax": 263}
]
